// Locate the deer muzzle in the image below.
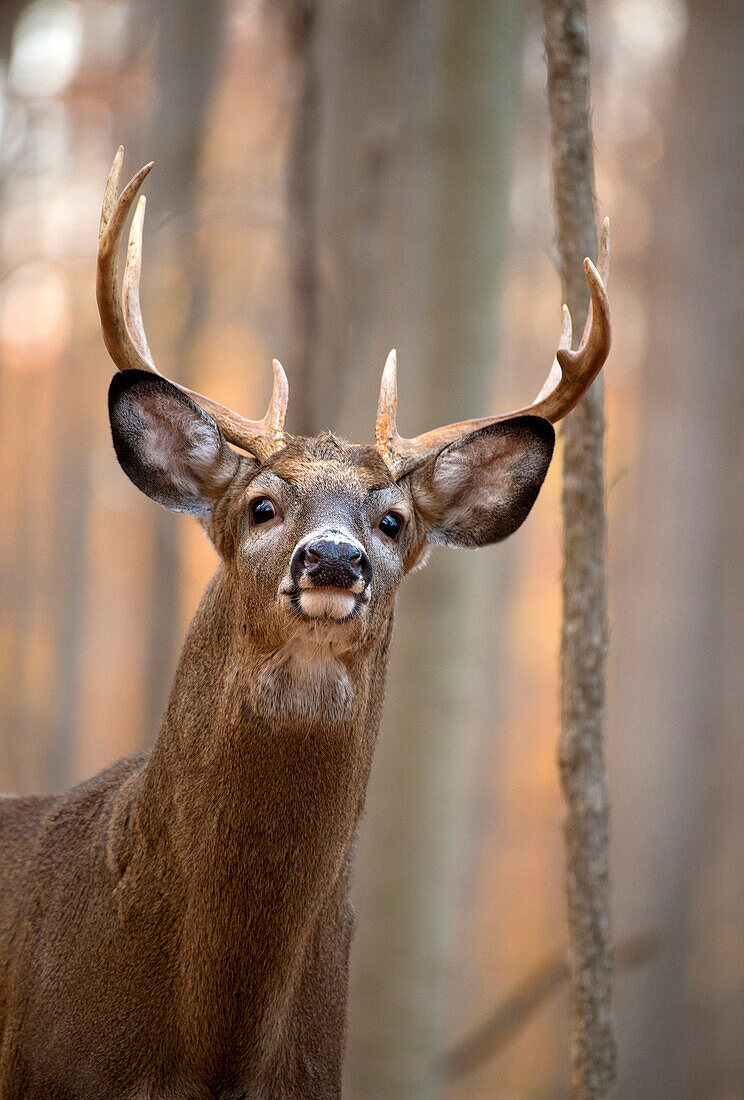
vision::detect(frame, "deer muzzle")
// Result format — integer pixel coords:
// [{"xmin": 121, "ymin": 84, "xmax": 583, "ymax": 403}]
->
[{"xmin": 288, "ymin": 529, "xmax": 372, "ymax": 621}]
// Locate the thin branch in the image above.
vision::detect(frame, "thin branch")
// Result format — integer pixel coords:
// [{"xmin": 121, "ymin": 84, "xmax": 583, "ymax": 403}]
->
[
  {"xmin": 542, "ymin": 1, "xmax": 617, "ymax": 1095},
  {"xmin": 442, "ymin": 932, "xmax": 661, "ymax": 1082}
]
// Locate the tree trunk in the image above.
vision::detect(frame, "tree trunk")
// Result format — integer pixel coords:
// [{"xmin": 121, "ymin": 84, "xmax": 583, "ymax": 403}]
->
[
  {"xmin": 542, "ymin": 1, "xmax": 616, "ymax": 1094},
  {"xmin": 300, "ymin": 2, "xmax": 526, "ymax": 1095},
  {"xmin": 137, "ymin": 0, "xmax": 226, "ymax": 746},
  {"xmin": 282, "ymin": 0, "xmax": 324, "ymax": 438},
  {"xmin": 609, "ymin": 1, "xmax": 744, "ymax": 1093}
]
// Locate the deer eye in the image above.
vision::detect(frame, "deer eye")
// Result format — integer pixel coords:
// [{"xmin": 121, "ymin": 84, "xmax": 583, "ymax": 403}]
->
[
  {"xmin": 379, "ymin": 512, "xmax": 403, "ymax": 540},
  {"xmin": 250, "ymin": 498, "xmax": 276, "ymax": 524}
]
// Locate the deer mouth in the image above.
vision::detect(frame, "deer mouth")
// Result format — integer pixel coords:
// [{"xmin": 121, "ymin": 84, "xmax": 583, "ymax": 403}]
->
[{"xmin": 283, "ymin": 582, "xmax": 370, "ymax": 623}]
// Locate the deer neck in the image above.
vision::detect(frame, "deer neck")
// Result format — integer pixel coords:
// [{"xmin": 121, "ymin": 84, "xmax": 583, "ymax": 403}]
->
[{"xmin": 131, "ymin": 565, "xmax": 392, "ymax": 1008}]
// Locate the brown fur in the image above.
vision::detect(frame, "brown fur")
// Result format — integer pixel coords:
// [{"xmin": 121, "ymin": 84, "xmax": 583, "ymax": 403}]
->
[{"xmin": 0, "ymin": 374, "xmax": 554, "ymax": 1098}]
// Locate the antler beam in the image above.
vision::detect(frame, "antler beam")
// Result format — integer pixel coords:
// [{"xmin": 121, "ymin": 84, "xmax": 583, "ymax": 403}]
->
[
  {"xmin": 97, "ymin": 147, "xmax": 288, "ymax": 460},
  {"xmin": 376, "ymin": 220, "xmax": 611, "ymax": 475}
]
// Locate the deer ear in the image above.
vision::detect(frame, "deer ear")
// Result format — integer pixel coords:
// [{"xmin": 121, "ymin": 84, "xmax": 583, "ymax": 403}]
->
[
  {"xmin": 108, "ymin": 370, "xmax": 240, "ymax": 515},
  {"xmin": 407, "ymin": 416, "xmax": 555, "ymax": 548}
]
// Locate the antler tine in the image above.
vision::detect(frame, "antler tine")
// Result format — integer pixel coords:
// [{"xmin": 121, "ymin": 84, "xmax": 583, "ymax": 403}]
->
[
  {"xmin": 266, "ymin": 359, "xmax": 290, "ymax": 442},
  {"xmin": 120, "ymin": 189, "xmax": 290, "ymax": 445},
  {"xmin": 554, "ymin": 253, "xmax": 611, "ymax": 396},
  {"xmin": 99, "ymin": 145, "xmax": 123, "ymax": 239},
  {"xmin": 97, "ymin": 148, "xmax": 289, "ymax": 459},
  {"xmin": 534, "ymin": 303, "xmax": 572, "ymax": 407},
  {"xmin": 97, "ymin": 154, "xmax": 155, "ymax": 374},
  {"xmin": 375, "ymin": 349, "xmax": 399, "ymax": 461},
  {"xmin": 375, "ymin": 222, "xmax": 611, "ymax": 476},
  {"xmin": 557, "ymin": 216, "xmax": 610, "ymax": 376},
  {"xmin": 123, "ymin": 195, "xmax": 156, "ymax": 369}
]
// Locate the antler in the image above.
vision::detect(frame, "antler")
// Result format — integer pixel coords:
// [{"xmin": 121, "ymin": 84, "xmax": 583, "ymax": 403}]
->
[
  {"xmin": 375, "ymin": 219, "xmax": 611, "ymax": 475},
  {"xmin": 97, "ymin": 147, "xmax": 288, "ymax": 460}
]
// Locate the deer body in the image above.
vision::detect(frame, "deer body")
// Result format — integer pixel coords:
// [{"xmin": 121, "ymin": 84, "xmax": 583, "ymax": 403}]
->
[
  {"xmin": 1, "ymin": 534, "xmax": 391, "ymax": 1098},
  {"xmin": 0, "ymin": 153, "xmax": 610, "ymax": 1097}
]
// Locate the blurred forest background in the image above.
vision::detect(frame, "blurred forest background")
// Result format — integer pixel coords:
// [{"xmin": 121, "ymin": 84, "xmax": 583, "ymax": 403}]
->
[{"xmin": 0, "ymin": 0, "xmax": 742, "ymax": 1096}]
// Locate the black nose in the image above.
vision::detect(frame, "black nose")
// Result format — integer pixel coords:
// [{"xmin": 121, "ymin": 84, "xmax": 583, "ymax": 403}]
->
[{"xmin": 291, "ymin": 536, "xmax": 372, "ymax": 590}]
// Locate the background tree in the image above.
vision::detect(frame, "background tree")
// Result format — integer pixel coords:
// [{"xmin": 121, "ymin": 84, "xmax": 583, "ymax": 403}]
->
[
  {"xmin": 136, "ymin": 0, "xmax": 228, "ymax": 744},
  {"xmin": 543, "ymin": 0, "xmax": 616, "ymax": 1093},
  {"xmin": 609, "ymin": 0, "xmax": 744, "ymax": 1093},
  {"xmin": 280, "ymin": 0, "xmax": 526, "ymax": 1091}
]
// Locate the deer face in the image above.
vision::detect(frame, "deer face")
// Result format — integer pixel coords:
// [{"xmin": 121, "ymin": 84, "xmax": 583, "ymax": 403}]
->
[
  {"xmin": 108, "ymin": 371, "xmax": 555, "ymax": 661},
  {"xmin": 226, "ymin": 438, "xmax": 405, "ymax": 636}
]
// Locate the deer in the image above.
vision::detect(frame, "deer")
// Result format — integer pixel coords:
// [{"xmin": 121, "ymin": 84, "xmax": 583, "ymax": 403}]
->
[{"xmin": 0, "ymin": 149, "xmax": 610, "ymax": 1099}]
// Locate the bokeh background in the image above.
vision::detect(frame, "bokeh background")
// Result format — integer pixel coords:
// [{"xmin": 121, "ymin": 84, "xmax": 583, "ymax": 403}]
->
[{"xmin": 0, "ymin": 0, "xmax": 742, "ymax": 1096}]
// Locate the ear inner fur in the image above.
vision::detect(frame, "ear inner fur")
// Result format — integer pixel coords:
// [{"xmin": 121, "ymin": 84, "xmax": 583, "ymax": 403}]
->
[
  {"xmin": 108, "ymin": 370, "xmax": 240, "ymax": 515},
  {"xmin": 406, "ymin": 416, "xmax": 555, "ymax": 548}
]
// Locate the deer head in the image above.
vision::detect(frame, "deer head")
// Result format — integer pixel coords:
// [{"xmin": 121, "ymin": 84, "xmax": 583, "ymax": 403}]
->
[{"xmin": 98, "ymin": 150, "xmax": 611, "ymax": 697}]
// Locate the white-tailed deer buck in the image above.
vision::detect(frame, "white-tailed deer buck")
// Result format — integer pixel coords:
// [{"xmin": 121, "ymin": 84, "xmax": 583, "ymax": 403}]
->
[{"xmin": 0, "ymin": 150, "xmax": 610, "ymax": 1098}]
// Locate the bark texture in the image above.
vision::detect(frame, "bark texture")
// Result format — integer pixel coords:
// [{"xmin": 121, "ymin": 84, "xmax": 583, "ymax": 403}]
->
[
  {"xmin": 609, "ymin": 2, "xmax": 744, "ymax": 1093},
  {"xmin": 444, "ymin": 933, "xmax": 656, "ymax": 1083},
  {"xmin": 138, "ymin": 0, "xmax": 227, "ymax": 746},
  {"xmin": 296, "ymin": 2, "xmax": 525, "ymax": 1093},
  {"xmin": 542, "ymin": 1, "xmax": 616, "ymax": 1094},
  {"xmin": 282, "ymin": 0, "xmax": 323, "ymax": 437}
]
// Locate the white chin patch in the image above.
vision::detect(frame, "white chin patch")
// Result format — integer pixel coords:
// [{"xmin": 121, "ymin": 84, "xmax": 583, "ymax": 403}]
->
[{"xmin": 298, "ymin": 590, "xmax": 357, "ymax": 621}]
